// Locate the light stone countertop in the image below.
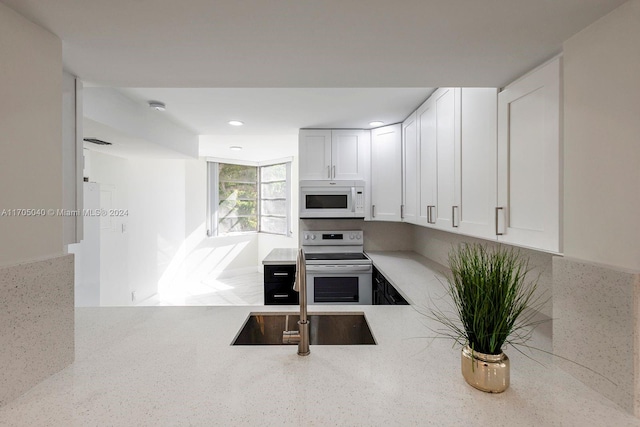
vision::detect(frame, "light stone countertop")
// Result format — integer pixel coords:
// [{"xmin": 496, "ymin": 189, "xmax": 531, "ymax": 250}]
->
[
  {"xmin": 0, "ymin": 251, "xmax": 638, "ymax": 426},
  {"xmin": 262, "ymin": 247, "xmax": 298, "ymax": 265}
]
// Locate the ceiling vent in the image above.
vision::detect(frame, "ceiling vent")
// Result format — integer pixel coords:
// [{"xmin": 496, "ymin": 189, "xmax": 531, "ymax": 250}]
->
[{"xmin": 83, "ymin": 138, "xmax": 112, "ymax": 146}]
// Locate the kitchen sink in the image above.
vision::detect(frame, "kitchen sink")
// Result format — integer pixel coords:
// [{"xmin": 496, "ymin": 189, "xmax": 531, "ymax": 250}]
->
[{"xmin": 232, "ymin": 312, "xmax": 376, "ymax": 345}]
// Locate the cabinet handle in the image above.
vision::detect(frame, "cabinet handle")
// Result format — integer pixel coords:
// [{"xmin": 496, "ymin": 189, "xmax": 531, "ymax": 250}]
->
[
  {"xmin": 427, "ymin": 205, "xmax": 436, "ymax": 224},
  {"xmin": 400, "ymin": 204, "xmax": 404, "ymax": 219},
  {"xmin": 372, "ymin": 205, "xmax": 376, "ymax": 218},
  {"xmin": 332, "ymin": 165, "xmax": 336, "ymax": 178},
  {"xmin": 327, "ymin": 166, "xmax": 330, "ymax": 178},
  {"xmin": 452, "ymin": 206, "xmax": 459, "ymax": 228},
  {"xmin": 273, "ymin": 272, "xmax": 289, "ymax": 277},
  {"xmin": 273, "ymin": 294, "xmax": 289, "ymax": 298},
  {"xmin": 495, "ymin": 207, "xmax": 504, "ymax": 235}
]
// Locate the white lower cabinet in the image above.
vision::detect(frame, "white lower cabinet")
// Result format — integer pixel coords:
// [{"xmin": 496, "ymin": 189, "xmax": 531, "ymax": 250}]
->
[
  {"xmin": 497, "ymin": 58, "xmax": 561, "ymax": 252},
  {"xmin": 370, "ymin": 124, "xmax": 402, "ymax": 222}
]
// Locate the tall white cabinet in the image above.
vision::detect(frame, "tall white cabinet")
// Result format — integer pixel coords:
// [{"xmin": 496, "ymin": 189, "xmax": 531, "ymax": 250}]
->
[
  {"xmin": 497, "ymin": 58, "xmax": 561, "ymax": 252},
  {"xmin": 370, "ymin": 124, "xmax": 402, "ymax": 221},
  {"xmin": 299, "ymin": 129, "xmax": 369, "ymax": 181}
]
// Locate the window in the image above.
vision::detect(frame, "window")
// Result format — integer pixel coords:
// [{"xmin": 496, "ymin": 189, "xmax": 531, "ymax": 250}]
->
[
  {"xmin": 208, "ymin": 160, "xmax": 291, "ymax": 236},
  {"xmin": 260, "ymin": 163, "xmax": 289, "ymax": 235},
  {"xmin": 217, "ymin": 163, "xmax": 258, "ymax": 234}
]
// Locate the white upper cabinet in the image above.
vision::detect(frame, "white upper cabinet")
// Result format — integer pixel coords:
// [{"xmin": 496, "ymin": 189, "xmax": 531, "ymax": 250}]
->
[
  {"xmin": 497, "ymin": 57, "xmax": 561, "ymax": 252},
  {"xmin": 370, "ymin": 124, "xmax": 402, "ymax": 222},
  {"xmin": 402, "ymin": 113, "xmax": 419, "ymax": 224},
  {"xmin": 417, "ymin": 94, "xmax": 436, "ymax": 227},
  {"xmin": 331, "ymin": 130, "xmax": 369, "ymax": 180},
  {"xmin": 432, "ymin": 87, "xmax": 460, "ymax": 231},
  {"xmin": 299, "ymin": 130, "xmax": 332, "ymax": 180},
  {"xmin": 455, "ymin": 88, "xmax": 498, "ymax": 240},
  {"xmin": 299, "ymin": 129, "xmax": 368, "ymax": 181},
  {"xmin": 416, "ymin": 88, "xmax": 461, "ymax": 230}
]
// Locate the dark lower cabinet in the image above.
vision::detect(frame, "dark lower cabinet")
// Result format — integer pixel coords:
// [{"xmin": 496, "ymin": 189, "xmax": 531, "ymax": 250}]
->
[
  {"xmin": 264, "ymin": 265, "xmax": 298, "ymax": 305},
  {"xmin": 373, "ymin": 267, "xmax": 409, "ymax": 305}
]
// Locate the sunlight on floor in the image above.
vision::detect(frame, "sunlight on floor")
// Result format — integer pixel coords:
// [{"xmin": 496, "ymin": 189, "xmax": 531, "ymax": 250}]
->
[{"xmin": 136, "ymin": 271, "xmax": 264, "ymax": 306}]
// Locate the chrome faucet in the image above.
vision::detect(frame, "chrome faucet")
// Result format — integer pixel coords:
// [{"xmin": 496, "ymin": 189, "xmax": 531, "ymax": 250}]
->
[{"xmin": 282, "ymin": 248, "xmax": 310, "ymax": 356}]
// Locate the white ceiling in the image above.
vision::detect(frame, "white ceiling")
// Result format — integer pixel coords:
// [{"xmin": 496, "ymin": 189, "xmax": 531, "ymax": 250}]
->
[
  {"xmin": 1, "ymin": 0, "xmax": 626, "ymax": 137},
  {"xmin": 118, "ymin": 88, "xmax": 433, "ymax": 134}
]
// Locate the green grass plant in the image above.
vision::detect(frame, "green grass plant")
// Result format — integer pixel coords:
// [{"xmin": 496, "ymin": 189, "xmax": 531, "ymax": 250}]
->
[{"xmin": 430, "ymin": 243, "xmax": 544, "ymax": 355}]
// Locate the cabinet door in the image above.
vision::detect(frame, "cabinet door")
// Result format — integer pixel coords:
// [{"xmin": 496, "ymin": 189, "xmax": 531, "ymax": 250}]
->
[
  {"xmin": 455, "ymin": 88, "xmax": 498, "ymax": 239},
  {"xmin": 299, "ymin": 129, "xmax": 332, "ymax": 180},
  {"xmin": 497, "ymin": 58, "xmax": 561, "ymax": 252},
  {"xmin": 417, "ymin": 96, "xmax": 436, "ymax": 227},
  {"xmin": 433, "ymin": 88, "xmax": 460, "ymax": 231},
  {"xmin": 331, "ymin": 129, "xmax": 368, "ymax": 180},
  {"xmin": 402, "ymin": 112, "xmax": 419, "ymax": 224},
  {"xmin": 370, "ymin": 124, "xmax": 402, "ymax": 221}
]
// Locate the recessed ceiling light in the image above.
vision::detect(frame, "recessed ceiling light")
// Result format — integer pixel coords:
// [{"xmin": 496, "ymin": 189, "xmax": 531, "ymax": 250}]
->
[
  {"xmin": 230, "ymin": 146, "xmax": 243, "ymax": 151},
  {"xmin": 228, "ymin": 120, "xmax": 244, "ymax": 126},
  {"xmin": 148, "ymin": 101, "xmax": 166, "ymax": 111},
  {"xmin": 369, "ymin": 121, "xmax": 384, "ymax": 127}
]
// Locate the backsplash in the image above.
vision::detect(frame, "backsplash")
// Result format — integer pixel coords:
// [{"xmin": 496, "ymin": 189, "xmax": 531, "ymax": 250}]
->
[{"xmin": 299, "ymin": 219, "xmax": 414, "ymax": 252}]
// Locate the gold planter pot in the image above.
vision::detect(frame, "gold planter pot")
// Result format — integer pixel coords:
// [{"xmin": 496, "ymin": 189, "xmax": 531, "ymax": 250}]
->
[{"xmin": 461, "ymin": 345, "xmax": 510, "ymax": 393}]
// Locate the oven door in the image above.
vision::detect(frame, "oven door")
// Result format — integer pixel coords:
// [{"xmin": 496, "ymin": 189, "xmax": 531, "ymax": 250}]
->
[{"xmin": 306, "ymin": 264, "xmax": 372, "ymax": 304}]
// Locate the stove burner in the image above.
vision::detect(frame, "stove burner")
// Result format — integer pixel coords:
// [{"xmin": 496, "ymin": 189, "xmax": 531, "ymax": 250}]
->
[{"xmin": 304, "ymin": 253, "xmax": 369, "ymax": 261}]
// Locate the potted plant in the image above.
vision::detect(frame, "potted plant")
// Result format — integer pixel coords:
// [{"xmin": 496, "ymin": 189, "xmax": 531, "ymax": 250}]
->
[{"xmin": 429, "ymin": 243, "xmax": 545, "ymax": 393}]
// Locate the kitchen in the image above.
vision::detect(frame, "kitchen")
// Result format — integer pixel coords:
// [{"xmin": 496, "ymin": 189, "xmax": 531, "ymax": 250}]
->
[{"xmin": 1, "ymin": 0, "xmax": 640, "ymax": 425}]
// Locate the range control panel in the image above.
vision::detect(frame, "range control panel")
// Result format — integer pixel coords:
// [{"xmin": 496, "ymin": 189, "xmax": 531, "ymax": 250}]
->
[{"xmin": 302, "ymin": 230, "xmax": 363, "ymax": 245}]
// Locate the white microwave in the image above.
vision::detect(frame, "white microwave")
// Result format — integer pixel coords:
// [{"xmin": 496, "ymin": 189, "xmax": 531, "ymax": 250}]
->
[{"xmin": 299, "ymin": 180, "xmax": 365, "ymax": 218}]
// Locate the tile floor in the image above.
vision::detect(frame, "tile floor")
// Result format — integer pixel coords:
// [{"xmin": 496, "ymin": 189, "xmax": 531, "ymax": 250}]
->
[{"xmin": 137, "ymin": 271, "xmax": 264, "ymax": 306}]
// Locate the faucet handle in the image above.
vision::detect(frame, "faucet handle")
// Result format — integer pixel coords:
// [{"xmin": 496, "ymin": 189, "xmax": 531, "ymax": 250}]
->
[{"xmin": 293, "ymin": 248, "xmax": 305, "ymax": 292}]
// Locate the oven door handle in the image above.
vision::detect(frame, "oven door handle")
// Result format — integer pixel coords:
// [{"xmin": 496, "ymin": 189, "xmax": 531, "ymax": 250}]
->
[{"xmin": 306, "ymin": 264, "xmax": 372, "ymax": 273}]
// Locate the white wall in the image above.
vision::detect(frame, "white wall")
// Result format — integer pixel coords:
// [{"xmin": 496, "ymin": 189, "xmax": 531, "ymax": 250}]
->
[
  {"xmin": 0, "ymin": 3, "xmax": 62, "ymax": 266},
  {"xmin": 0, "ymin": 3, "xmax": 74, "ymax": 407},
  {"xmin": 563, "ymin": 0, "xmax": 640, "ymax": 271}
]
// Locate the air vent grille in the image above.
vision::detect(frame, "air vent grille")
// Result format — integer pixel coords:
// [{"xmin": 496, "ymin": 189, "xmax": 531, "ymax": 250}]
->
[{"xmin": 83, "ymin": 138, "xmax": 112, "ymax": 146}]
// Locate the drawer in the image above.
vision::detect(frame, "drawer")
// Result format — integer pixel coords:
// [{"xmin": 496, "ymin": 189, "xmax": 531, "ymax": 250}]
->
[
  {"xmin": 264, "ymin": 265, "xmax": 296, "ymax": 283},
  {"xmin": 264, "ymin": 282, "xmax": 299, "ymax": 305}
]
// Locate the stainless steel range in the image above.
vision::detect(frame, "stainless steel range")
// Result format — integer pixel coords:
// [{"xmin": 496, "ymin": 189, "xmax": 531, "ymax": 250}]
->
[{"xmin": 301, "ymin": 230, "xmax": 372, "ymax": 305}]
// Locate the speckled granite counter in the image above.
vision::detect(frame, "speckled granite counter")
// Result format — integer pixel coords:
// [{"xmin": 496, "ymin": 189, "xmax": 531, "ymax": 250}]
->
[
  {"xmin": 262, "ymin": 248, "xmax": 298, "ymax": 265},
  {"xmin": 366, "ymin": 250, "xmax": 449, "ymax": 307},
  {"xmin": 0, "ymin": 251, "xmax": 638, "ymax": 426}
]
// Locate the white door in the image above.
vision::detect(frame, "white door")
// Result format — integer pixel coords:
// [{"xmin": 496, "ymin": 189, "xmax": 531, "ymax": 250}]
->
[
  {"xmin": 433, "ymin": 88, "xmax": 460, "ymax": 231},
  {"xmin": 299, "ymin": 129, "xmax": 332, "ymax": 180},
  {"xmin": 370, "ymin": 124, "xmax": 402, "ymax": 221},
  {"xmin": 497, "ymin": 58, "xmax": 561, "ymax": 252},
  {"xmin": 332, "ymin": 129, "xmax": 368, "ymax": 180},
  {"xmin": 417, "ymin": 95, "xmax": 437, "ymax": 227},
  {"xmin": 402, "ymin": 113, "xmax": 419, "ymax": 224},
  {"xmin": 456, "ymin": 88, "xmax": 498, "ymax": 239}
]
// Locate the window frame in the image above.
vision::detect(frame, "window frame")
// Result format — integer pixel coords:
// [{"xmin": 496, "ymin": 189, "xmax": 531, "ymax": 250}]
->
[{"xmin": 207, "ymin": 158, "xmax": 292, "ymax": 237}]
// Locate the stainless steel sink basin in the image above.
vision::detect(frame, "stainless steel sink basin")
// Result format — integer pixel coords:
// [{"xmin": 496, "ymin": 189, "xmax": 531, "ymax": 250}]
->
[{"xmin": 232, "ymin": 312, "xmax": 376, "ymax": 345}]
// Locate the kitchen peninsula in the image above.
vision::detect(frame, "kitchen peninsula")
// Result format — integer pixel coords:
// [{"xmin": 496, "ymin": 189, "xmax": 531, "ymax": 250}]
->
[{"xmin": 0, "ymin": 251, "xmax": 635, "ymax": 426}]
